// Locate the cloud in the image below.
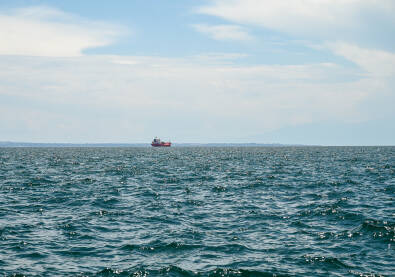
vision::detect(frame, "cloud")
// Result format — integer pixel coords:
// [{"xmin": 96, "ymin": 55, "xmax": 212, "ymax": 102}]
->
[
  {"xmin": 197, "ymin": 0, "xmax": 395, "ymax": 44},
  {"xmin": 328, "ymin": 42, "xmax": 395, "ymax": 77},
  {"xmin": 0, "ymin": 54, "xmax": 384, "ymax": 142},
  {"xmin": 196, "ymin": 0, "xmax": 395, "ymax": 101},
  {"xmin": 192, "ymin": 24, "xmax": 252, "ymax": 41},
  {"xmin": 0, "ymin": 6, "xmax": 125, "ymax": 57}
]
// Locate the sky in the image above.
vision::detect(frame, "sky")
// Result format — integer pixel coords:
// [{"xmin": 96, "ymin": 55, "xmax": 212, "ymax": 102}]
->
[{"xmin": 0, "ymin": 0, "xmax": 394, "ymax": 145}]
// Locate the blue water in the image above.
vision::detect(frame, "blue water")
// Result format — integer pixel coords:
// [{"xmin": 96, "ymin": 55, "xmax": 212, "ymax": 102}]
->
[{"xmin": 0, "ymin": 147, "xmax": 394, "ymax": 276}]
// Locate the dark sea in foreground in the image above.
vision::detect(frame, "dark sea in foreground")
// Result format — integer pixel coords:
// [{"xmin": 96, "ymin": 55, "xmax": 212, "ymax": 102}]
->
[{"xmin": 0, "ymin": 147, "xmax": 394, "ymax": 276}]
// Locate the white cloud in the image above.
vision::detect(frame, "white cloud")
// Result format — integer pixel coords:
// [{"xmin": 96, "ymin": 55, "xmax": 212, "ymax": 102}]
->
[
  {"xmin": 197, "ymin": 0, "xmax": 395, "ymax": 43},
  {"xmin": 196, "ymin": 0, "xmax": 395, "ymax": 101},
  {"xmin": 192, "ymin": 24, "xmax": 252, "ymax": 41},
  {"xmin": 0, "ymin": 6, "xmax": 124, "ymax": 57},
  {"xmin": 328, "ymin": 42, "xmax": 395, "ymax": 77},
  {"xmin": 0, "ymin": 54, "xmax": 383, "ymax": 142}
]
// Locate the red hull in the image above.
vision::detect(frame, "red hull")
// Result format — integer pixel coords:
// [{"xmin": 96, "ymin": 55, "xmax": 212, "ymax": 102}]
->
[{"xmin": 151, "ymin": 142, "xmax": 171, "ymax": 147}]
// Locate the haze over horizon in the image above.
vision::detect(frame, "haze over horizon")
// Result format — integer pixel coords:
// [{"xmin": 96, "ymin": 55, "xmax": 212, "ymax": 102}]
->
[{"xmin": 1, "ymin": 0, "xmax": 394, "ymax": 146}]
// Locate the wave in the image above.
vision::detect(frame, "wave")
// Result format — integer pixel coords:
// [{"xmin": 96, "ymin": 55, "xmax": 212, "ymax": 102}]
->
[
  {"xmin": 357, "ymin": 219, "xmax": 394, "ymax": 242},
  {"xmin": 84, "ymin": 266, "xmax": 285, "ymax": 277},
  {"xmin": 121, "ymin": 241, "xmax": 200, "ymax": 253},
  {"xmin": 316, "ymin": 218, "xmax": 394, "ymax": 243},
  {"xmin": 302, "ymin": 255, "xmax": 352, "ymax": 269},
  {"xmin": 121, "ymin": 242, "xmax": 253, "ymax": 254}
]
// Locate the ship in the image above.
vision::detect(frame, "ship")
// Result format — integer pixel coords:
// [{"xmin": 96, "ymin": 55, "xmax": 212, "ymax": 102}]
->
[{"xmin": 151, "ymin": 137, "xmax": 171, "ymax": 147}]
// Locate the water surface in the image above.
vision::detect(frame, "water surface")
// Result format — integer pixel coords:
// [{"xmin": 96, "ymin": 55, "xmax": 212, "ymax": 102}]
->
[{"xmin": 0, "ymin": 147, "xmax": 394, "ymax": 276}]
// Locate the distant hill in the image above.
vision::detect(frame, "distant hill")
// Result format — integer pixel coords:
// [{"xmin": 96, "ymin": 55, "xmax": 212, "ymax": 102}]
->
[
  {"xmin": 0, "ymin": 142, "xmax": 148, "ymax": 147},
  {"xmin": 172, "ymin": 143, "xmax": 295, "ymax": 147}
]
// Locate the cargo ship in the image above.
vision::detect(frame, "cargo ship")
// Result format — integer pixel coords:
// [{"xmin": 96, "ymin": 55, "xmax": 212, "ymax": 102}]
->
[{"xmin": 151, "ymin": 137, "xmax": 171, "ymax": 147}]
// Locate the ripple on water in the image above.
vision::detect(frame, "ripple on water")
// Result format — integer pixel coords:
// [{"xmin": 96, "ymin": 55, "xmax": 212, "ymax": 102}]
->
[
  {"xmin": 77, "ymin": 266, "xmax": 287, "ymax": 277},
  {"xmin": 0, "ymin": 146, "xmax": 394, "ymax": 276}
]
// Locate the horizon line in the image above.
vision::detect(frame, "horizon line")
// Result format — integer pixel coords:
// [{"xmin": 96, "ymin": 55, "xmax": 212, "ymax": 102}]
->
[{"xmin": 0, "ymin": 141, "xmax": 394, "ymax": 147}]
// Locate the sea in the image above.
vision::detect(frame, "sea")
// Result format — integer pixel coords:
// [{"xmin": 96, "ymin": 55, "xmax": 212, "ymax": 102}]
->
[{"xmin": 0, "ymin": 147, "xmax": 394, "ymax": 276}]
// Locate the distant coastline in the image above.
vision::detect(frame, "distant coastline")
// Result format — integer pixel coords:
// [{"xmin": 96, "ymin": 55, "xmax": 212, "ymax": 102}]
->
[{"xmin": 0, "ymin": 141, "xmax": 301, "ymax": 147}]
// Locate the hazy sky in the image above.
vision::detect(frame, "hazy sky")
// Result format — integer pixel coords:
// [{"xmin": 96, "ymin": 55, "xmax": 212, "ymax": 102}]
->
[{"xmin": 0, "ymin": 0, "xmax": 394, "ymax": 145}]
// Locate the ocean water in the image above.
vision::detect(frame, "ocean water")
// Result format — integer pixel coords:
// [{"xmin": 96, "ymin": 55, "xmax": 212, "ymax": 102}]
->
[{"xmin": 0, "ymin": 147, "xmax": 394, "ymax": 276}]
